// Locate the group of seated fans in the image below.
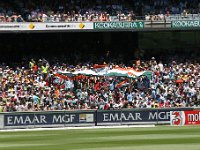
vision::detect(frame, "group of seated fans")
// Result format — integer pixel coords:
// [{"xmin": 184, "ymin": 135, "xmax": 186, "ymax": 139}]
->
[
  {"xmin": 0, "ymin": 56, "xmax": 199, "ymax": 112},
  {"xmin": 0, "ymin": 0, "xmax": 200, "ymax": 22}
]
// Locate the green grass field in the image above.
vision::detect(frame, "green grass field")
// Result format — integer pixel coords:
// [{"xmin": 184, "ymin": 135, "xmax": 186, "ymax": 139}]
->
[{"xmin": 0, "ymin": 126, "xmax": 200, "ymax": 150}]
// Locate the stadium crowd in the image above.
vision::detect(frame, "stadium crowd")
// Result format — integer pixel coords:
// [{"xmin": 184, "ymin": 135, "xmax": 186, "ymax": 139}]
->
[
  {"xmin": 0, "ymin": 0, "xmax": 200, "ymax": 22},
  {"xmin": 0, "ymin": 56, "xmax": 199, "ymax": 112}
]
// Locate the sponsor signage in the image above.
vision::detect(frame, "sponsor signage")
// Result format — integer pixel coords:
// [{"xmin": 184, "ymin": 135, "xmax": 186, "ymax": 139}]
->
[
  {"xmin": 4, "ymin": 111, "xmax": 95, "ymax": 126},
  {"xmin": 172, "ymin": 20, "xmax": 200, "ymax": 28},
  {"xmin": 93, "ymin": 21, "xmax": 144, "ymax": 29},
  {"xmin": 44, "ymin": 22, "xmax": 92, "ymax": 30},
  {"xmin": 0, "ymin": 22, "xmax": 93, "ymax": 31},
  {"xmin": 0, "ymin": 108, "xmax": 194, "ymax": 128},
  {"xmin": 0, "ymin": 24, "xmax": 24, "ymax": 30},
  {"xmin": 170, "ymin": 111, "xmax": 185, "ymax": 126},
  {"xmin": 170, "ymin": 110, "xmax": 200, "ymax": 126},
  {"xmin": 97, "ymin": 108, "xmax": 192, "ymax": 124}
]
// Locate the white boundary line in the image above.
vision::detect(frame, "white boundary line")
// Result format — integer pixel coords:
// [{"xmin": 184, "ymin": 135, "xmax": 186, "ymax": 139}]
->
[{"xmin": 0, "ymin": 125, "xmax": 155, "ymax": 132}]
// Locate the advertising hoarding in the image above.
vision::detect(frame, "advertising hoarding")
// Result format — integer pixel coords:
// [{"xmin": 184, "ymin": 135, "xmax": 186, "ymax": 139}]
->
[{"xmin": 171, "ymin": 110, "xmax": 200, "ymax": 126}]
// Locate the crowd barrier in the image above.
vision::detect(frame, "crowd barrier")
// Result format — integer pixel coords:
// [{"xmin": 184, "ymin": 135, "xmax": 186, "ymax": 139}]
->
[{"xmin": 0, "ymin": 108, "xmax": 196, "ymax": 129}]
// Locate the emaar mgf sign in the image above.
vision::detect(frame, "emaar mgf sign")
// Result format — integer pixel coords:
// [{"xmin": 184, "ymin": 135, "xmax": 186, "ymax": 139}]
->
[
  {"xmin": 0, "ymin": 108, "xmax": 194, "ymax": 129},
  {"xmin": 3, "ymin": 111, "xmax": 95, "ymax": 127},
  {"xmin": 97, "ymin": 110, "xmax": 173, "ymax": 123},
  {"xmin": 96, "ymin": 108, "xmax": 193, "ymax": 124}
]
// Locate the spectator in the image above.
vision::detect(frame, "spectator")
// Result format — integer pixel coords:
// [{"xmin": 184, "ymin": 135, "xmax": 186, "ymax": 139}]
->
[
  {"xmin": 0, "ymin": 55, "xmax": 199, "ymax": 112},
  {"xmin": 0, "ymin": 0, "xmax": 200, "ymax": 22}
]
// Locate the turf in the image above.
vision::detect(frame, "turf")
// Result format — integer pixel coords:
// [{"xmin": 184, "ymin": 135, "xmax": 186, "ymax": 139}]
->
[{"xmin": 0, "ymin": 126, "xmax": 200, "ymax": 150}]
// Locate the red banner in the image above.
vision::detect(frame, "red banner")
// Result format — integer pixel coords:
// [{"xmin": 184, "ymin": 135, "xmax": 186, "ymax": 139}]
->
[
  {"xmin": 184, "ymin": 111, "xmax": 200, "ymax": 125},
  {"xmin": 171, "ymin": 110, "xmax": 200, "ymax": 126}
]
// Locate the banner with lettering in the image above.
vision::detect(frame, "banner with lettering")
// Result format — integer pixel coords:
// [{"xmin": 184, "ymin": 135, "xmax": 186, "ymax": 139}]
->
[
  {"xmin": 94, "ymin": 21, "xmax": 144, "ymax": 29},
  {"xmin": 0, "ymin": 108, "xmax": 194, "ymax": 129},
  {"xmin": 170, "ymin": 110, "xmax": 200, "ymax": 126},
  {"xmin": 0, "ymin": 22, "xmax": 93, "ymax": 31},
  {"xmin": 3, "ymin": 111, "xmax": 95, "ymax": 127},
  {"xmin": 97, "ymin": 108, "xmax": 192, "ymax": 124},
  {"xmin": 172, "ymin": 20, "xmax": 200, "ymax": 28}
]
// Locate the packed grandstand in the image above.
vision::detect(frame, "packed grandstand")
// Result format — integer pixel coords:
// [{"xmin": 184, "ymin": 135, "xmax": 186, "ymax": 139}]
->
[
  {"xmin": 0, "ymin": 0, "xmax": 200, "ymax": 22},
  {"xmin": 0, "ymin": 0, "xmax": 200, "ymax": 112},
  {"xmin": 0, "ymin": 54, "xmax": 199, "ymax": 112}
]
